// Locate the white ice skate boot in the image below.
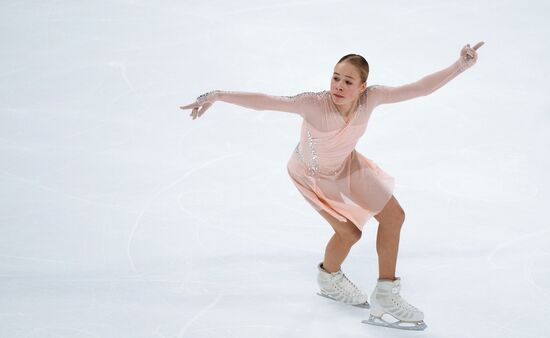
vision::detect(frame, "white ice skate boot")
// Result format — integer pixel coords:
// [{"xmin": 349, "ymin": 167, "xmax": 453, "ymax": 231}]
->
[
  {"xmin": 362, "ymin": 278, "xmax": 427, "ymax": 331},
  {"xmin": 316, "ymin": 262, "xmax": 370, "ymax": 309}
]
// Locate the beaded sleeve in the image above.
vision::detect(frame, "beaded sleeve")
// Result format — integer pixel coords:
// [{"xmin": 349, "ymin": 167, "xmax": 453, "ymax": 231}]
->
[{"xmin": 205, "ymin": 90, "xmax": 324, "ymax": 117}]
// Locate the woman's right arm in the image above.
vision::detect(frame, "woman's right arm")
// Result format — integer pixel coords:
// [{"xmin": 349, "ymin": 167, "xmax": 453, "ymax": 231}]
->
[{"xmin": 180, "ymin": 90, "xmax": 318, "ymax": 120}]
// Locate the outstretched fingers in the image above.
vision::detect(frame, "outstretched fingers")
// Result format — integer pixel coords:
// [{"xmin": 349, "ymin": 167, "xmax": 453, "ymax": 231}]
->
[
  {"xmin": 472, "ymin": 41, "xmax": 485, "ymax": 50},
  {"xmin": 179, "ymin": 101, "xmax": 206, "ymax": 120},
  {"xmin": 184, "ymin": 102, "xmax": 212, "ymax": 119},
  {"xmin": 197, "ymin": 102, "xmax": 211, "ymax": 117},
  {"xmin": 179, "ymin": 102, "xmax": 199, "ymax": 110}
]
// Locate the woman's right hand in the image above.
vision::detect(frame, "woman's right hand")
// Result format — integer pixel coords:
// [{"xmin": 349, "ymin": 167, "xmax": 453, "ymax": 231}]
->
[{"xmin": 179, "ymin": 90, "xmax": 219, "ymax": 120}]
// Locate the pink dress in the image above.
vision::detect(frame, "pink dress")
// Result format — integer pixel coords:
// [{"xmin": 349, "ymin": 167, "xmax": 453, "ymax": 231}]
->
[
  {"xmin": 286, "ymin": 88, "xmax": 396, "ymax": 230},
  {"xmin": 217, "ymin": 60, "xmax": 466, "ymax": 230}
]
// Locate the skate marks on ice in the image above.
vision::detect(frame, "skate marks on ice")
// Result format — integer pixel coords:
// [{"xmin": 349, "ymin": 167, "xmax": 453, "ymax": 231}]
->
[
  {"xmin": 206, "ymin": 0, "xmax": 335, "ymax": 19},
  {"xmin": 126, "ymin": 152, "xmax": 244, "ymax": 273},
  {"xmin": 433, "ymin": 143, "xmax": 539, "ymax": 205},
  {"xmin": 0, "ymin": 168, "xmax": 136, "ymax": 216},
  {"xmin": 487, "ymin": 227, "xmax": 550, "ymax": 298},
  {"xmin": 179, "ymin": 324, "xmax": 304, "ymax": 338},
  {"xmin": 485, "ymin": 227, "xmax": 550, "ymax": 337},
  {"xmin": 177, "ymin": 293, "xmax": 224, "ymax": 338},
  {"xmin": 15, "ymin": 326, "xmax": 102, "ymax": 338},
  {"xmin": 106, "ymin": 61, "xmax": 136, "ymax": 94}
]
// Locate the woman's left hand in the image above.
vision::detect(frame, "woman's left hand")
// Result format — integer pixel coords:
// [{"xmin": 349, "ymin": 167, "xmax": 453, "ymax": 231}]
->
[{"xmin": 458, "ymin": 41, "xmax": 484, "ymax": 71}]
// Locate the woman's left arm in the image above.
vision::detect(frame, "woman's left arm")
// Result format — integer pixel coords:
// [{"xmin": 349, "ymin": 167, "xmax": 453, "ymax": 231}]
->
[{"xmin": 371, "ymin": 42, "xmax": 484, "ymax": 106}]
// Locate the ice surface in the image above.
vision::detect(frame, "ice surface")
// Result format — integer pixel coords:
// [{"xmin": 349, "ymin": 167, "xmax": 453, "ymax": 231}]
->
[{"xmin": 1, "ymin": 0, "xmax": 549, "ymax": 337}]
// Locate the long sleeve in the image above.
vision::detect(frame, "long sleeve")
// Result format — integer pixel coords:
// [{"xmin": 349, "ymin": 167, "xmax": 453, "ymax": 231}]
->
[
  {"xmin": 215, "ymin": 91, "xmax": 322, "ymax": 118},
  {"xmin": 369, "ymin": 59, "xmax": 465, "ymax": 107}
]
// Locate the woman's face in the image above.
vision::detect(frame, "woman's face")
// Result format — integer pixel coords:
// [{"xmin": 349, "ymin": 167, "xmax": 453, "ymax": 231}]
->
[{"xmin": 330, "ymin": 62, "xmax": 366, "ymax": 106}]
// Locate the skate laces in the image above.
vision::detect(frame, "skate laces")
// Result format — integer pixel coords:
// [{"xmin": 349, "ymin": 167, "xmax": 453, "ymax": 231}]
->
[
  {"xmin": 335, "ymin": 272, "xmax": 363, "ymax": 297},
  {"xmin": 382, "ymin": 282, "xmax": 419, "ymax": 312},
  {"xmin": 391, "ymin": 287, "xmax": 420, "ymax": 312}
]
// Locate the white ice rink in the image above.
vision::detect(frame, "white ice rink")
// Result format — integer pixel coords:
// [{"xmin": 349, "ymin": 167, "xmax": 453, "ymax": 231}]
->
[{"xmin": 1, "ymin": 0, "xmax": 549, "ymax": 337}]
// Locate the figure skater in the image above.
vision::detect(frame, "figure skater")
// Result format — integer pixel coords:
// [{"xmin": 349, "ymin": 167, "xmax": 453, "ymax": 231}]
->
[{"xmin": 180, "ymin": 41, "xmax": 484, "ymax": 330}]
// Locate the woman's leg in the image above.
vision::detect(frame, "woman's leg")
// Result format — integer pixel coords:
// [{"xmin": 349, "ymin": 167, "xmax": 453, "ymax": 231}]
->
[
  {"xmin": 317, "ymin": 209, "xmax": 362, "ymax": 273},
  {"xmin": 373, "ymin": 195, "xmax": 405, "ymax": 280}
]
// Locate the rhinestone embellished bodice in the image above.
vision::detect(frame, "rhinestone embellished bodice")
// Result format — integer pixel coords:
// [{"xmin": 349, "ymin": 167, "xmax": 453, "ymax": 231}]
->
[{"xmin": 292, "ymin": 91, "xmax": 369, "ymax": 178}]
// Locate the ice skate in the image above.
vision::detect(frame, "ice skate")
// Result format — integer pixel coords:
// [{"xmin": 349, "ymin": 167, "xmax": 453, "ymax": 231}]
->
[
  {"xmin": 362, "ymin": 277, "xmax": 427, "ymax": 331},
  {"xmin": 316, "ymin": 262, "xmax": 370, "ymax": 309}
]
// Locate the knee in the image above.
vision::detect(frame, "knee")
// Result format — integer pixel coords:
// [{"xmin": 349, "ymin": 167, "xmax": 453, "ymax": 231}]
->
[
  {"xmin": 375, "ymin": 195, "xmax": 406, "ymax": 228},
  {"xmin": 397, "ymin": 208, "xmax": 406, "ymax": 226},
  {"xmin": 392, "ymin": 208, "xmax": 406, "ymax": 230},
  {"xmin": 337, "ymin": 227, "xmax": 362, "ymax": 245},
  {"xmin": 385, "ymin": 208, "xmax": 405, "ymax": 231}
]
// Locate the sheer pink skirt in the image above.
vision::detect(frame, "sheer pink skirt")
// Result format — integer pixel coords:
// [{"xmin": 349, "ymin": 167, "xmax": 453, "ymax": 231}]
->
[{"xmin": 287, "ymin": 149, "xmax": 395, "ymax": 230}]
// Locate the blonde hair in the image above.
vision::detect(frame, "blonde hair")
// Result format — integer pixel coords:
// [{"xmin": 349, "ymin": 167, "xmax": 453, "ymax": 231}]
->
[{"xmin": 337, "ymin": 54, "xmax": 369, "ymax": 83}]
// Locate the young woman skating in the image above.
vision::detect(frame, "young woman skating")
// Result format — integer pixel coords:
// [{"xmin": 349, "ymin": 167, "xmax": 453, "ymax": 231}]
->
[{"xmin": 180, "ymin": 41, "xmax": 484, "ymax": 330}]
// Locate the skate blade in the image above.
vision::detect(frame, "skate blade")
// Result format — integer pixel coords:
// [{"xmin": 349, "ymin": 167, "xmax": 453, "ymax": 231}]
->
[
  {"xmin": 362, "ymin": 315, "xmax": 427, "ymax": 331},
  {"xmin": 316, "ymin": 292, "xmax": 370, "ymax": 309}
]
